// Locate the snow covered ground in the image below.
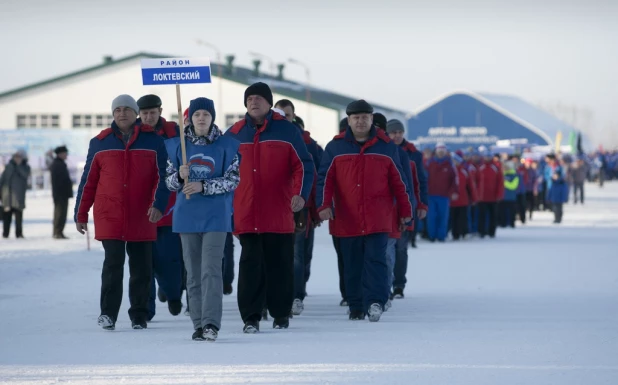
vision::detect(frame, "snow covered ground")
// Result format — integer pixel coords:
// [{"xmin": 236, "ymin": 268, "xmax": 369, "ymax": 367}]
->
[{"xmin": 1, "ymin": 183, "xmax": 618, "ymax": 385}]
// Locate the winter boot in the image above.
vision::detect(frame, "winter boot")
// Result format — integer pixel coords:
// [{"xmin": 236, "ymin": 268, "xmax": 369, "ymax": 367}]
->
[
  {"xmin": 292, "ymin": 299, "xmax": 304, "ymax": 316},
  {"xmin": 243, "ymin": 320, "xmax": 260, "ymax": 334},
  {"xmin": 223, "ymin": 284, "xmax": 233, "ymax": 295},
  {"xmin": 168, "ymin": 300, "xmax": 182, "ymax": 316},
  {"xmin": 131, "ymin": 318, "xmax": 147, "ymax": 330},
  {"xmin": 192, "ymin": 328, "xmax": 205, "ymax": 341},
  {"xmin": 393, "ymin": 287, "xmax": 404, "ymax": 299},
  {"xmin": 203, "ymin": 324, "xmax": 219, "ymax": 341},
  {"xmin": 273, "ymin": 317, "xmax": 290, "ymax": 329},
  {"xmin": 97, "ymin": 315, "xmax": 115, "ymax": 331},
  {"xmin": 349, "ymin": 310, "xmax": 365, "ymax": 320},
  {"xmin": 368, "ymin": 303, "xmax": 383, "ymax": 322}
]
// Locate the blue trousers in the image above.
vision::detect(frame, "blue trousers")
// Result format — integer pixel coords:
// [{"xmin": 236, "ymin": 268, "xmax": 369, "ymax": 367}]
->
[
  {"xmin": 393, "ymin": 230, "xmax": 410, "ymax": 289},
  {"xmin": 294, "ymin": 226, "xmax": 315, "ymax": 300},
  {"xmin": 340, "ymin": 233, "xmax": 389, "ymax": 313},
  {"xmin": 148, "ymin": 226, "xmax": 183, "ymax": 319},
  {"xmin": 427, "ymin": 195, "xmax": 450, "ymax": 241},
  {"xmin": 223, "ymin": 232, "xmax": 235, "ymax": 287}
]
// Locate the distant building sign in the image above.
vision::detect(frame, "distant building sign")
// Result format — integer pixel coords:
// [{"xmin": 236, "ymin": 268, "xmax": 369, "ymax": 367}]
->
[{"xmin": 415, "ymin": 125, "xmax": 499, "ymax": 145}]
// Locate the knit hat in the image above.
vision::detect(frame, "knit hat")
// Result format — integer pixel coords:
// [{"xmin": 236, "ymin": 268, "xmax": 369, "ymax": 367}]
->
[
  {"xmin": 386, "ymin": 119, "xmax": 405, "ymax": 134},
  {"xmin": 136, "ymin": 94, "xmax": 162, "ymax": 110},
  {"xmin": 111, "ymin": 94, "xmax": 139, "ymax": 115},
  {"xmin": 244, "ymin": 82, "xmax": 273, "ymax": 107},
  {"xmin": 272, "ymin": 107, "xmax": 286, "ymax": 117},
  {"xmin": 54, "ymin": 145, "xmax": 68, "ymax": 155},
  {"xmin": 346, "ymin": 99, "xmax": 373, "ymax": 116},
  {"xmin": 435, "ymin": 142, "xmax": 447, "ymax": 150},
  {"xmin": 339, "ymin": 117, "xmax": 348, "ymax": 133},
  {"xmin": 373, "ymin": 113, "xmax": 387, "ymax": 130},
  {"xmin": 188, "ymin": 97, "xmax": 216, "ymax": 125}
]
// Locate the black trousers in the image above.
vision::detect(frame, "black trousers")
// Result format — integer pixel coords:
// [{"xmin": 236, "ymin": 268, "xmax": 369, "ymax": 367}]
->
[
  {"xmin": 573, "ymin": 182, "xmax": 584, "ymax": 203},
  {"xmin": 237, "ymin": 233, "xmax": 295, "ymax": 323},
  {"xmin": 332, "ymin": 235, "xmax": 347, "ymax": 300},
  {"xmin": 553, "ymin": 203, "xmax": 564, "ymax": 223},
  {"xmin": 53, "ymin": 199, "xmax": 69, "ymax": 236},
  {"xmin": 525, "ymin": 192, "xmax": 535, "ymax": 219},
  {"xmin": 449, "ymin": 206, "xmax": 468, "ymax": 240},
  {"xmin": 3, "ymin": 209, "xmax": 23, "ymax": 238},
  {"xmin": 498, "ymin": 201, "xmax": 517, "ymax": 228},
  {"xmin": 100, "ymin": 240, "xmax": 153, "ymax": 323},
  {"xmin": 478, "ymin": 202, "xmax": 497, "ymax": 237},
  {"xmin": 516, "ymin": 193, "xmax": 527, "ymax": 224}
]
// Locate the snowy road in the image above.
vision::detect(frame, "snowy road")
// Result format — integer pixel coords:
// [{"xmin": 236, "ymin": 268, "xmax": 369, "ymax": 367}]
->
[{"xmin": 1, "ymin": 183, "xmax": 617, "ymax": 384}]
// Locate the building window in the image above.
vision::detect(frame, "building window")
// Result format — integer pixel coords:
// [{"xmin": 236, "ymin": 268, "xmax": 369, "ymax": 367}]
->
[
  {"xmin": 51, "ymin": 115, "xmax": 60, "ymax": 128},
  {"xmin": 16, "ymin": 115, "xmax": 26, "ymax": 128},
  {"xmin": 40, "ymin": 115, "xmax": 49, "ymax": 127},
  {"xmin": 225, "ymin": 114, "xmax": 245, "ymax": 128},
  {"xmin": 84, "ymin": 114, "xmax": 92, "ymax": 127},
  {"xmin": 107, "ymin": 115, "xmax": 113, "ymax": 126},
  {"xmin": 72, "ymin": 115, "xmax": 82, "ymax": 128},
  {"xmin": 28, "ymin": 115, "xmax": 37, "ymax": 128},
  {"xmin": 96, "ymin": 115, "xmax": 104, "ymax": 128}
]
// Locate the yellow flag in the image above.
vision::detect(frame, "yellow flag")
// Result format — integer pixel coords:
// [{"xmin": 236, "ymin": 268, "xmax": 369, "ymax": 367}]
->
[{"xmin": 554, "ymin": 131, "xmax": 562, "ymax": 153}]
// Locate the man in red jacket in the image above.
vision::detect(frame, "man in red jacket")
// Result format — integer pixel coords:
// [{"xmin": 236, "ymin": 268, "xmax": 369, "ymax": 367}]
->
[
  {"xmin": 224, "ymin": 83, "xmax": 314, "ymax": 333},
  {"xmin": 476, "ymin": 149, "xmax": 504, "ymax": 238},
  {"xmin": 317, "ymin": 100, "xmax": 412, "ymax": 322},
  {"xmin": 137, "ymin": 95, "xmax": 184, "ymax": 320},
  {"xmin": 75, "ymin": 94, "xmax": 170, "ymax": 331},
  {"xmin": 450, "ymin": 153, "xmax": 477, "ymax": 240},
  {"xmin": 426, "ymin": 143, "xmax": 458, "ymax": 242}
]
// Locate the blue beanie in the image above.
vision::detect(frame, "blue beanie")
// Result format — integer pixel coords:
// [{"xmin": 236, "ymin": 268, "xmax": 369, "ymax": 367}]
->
[{"xmin": 188, "ymin": 97, "xmax": 216, "ymax": 125}]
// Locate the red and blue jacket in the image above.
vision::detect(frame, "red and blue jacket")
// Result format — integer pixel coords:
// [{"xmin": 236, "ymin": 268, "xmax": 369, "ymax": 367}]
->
[
  {"xmin": 399, "ymin": 140, "xmax": 428, "ymax": 211},
  {"xmin": 74, "ymin": 121, "xmax": 170, "ymax": 241},
  {"xmin": 476, "ymin": 161, "xmax": 504, "ymax": 202},
  {"xmin": 450, "ymin": 164, "xmax": 478, "ymax": 207},
  {"xmin": 225, "ymin": 111, "xmax": 314, "ymax": 234},
  {"xmin": 317, "ymin": 127, "xmax": 413, "ymax": 238},
  {"xmin": 427, "ymin": 156, "xmax": 459, "ymax": 198}
]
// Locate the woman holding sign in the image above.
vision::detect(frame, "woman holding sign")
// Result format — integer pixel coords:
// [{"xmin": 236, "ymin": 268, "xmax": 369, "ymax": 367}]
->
[{"xmin": 165, "ymin": 97, "xmax": 240, "ymax": 341}]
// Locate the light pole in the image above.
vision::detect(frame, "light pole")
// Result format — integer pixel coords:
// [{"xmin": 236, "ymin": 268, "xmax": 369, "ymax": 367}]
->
[
  {"xmin": 195, "ymin": 39, "xmax": 223, "ymax": 126},
  {"xmin": 288, "ymin": 58, "xmax": 311, "ymax": 128},
  {"xmin": 249, "ymin": 51, "xmax": 276, "ymax": 93}
]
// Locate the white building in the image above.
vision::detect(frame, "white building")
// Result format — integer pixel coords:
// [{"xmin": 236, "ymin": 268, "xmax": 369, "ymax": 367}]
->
[{"xmin": 0, "ymin": 52, "xmax": 407, "ymax": 148}]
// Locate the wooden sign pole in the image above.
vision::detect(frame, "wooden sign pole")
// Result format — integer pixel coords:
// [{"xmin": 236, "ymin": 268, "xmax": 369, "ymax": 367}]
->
[{"xmin": 175, "ymin": 83, "xmax": 190, "ymax": 199}]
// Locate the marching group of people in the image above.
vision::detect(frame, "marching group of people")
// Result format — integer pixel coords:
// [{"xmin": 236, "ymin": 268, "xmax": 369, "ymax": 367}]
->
[{"xmin": 66, "ymin": 81, "xmax": 592, "ymax": 342}]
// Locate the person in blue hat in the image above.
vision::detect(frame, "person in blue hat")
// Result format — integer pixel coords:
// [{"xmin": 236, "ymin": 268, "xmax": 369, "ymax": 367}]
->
[{"xmin": 165, "ymin": 97, "xmax": 241, "ymax": 341}]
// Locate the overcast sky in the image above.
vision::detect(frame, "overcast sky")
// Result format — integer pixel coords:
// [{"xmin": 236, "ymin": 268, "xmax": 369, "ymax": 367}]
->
[{"xmin": 2, "ymin": 0, "xmax": 617, "ymax": 145}]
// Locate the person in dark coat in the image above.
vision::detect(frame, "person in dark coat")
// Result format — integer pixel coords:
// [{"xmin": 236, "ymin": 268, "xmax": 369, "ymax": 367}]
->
[
  {"xmin": 50, "ymin": 146, "xmax": 73, "ymax": 239},
  {"xmin": 1, "ymin": 150, "xmax": 31, "ymax": 238}
]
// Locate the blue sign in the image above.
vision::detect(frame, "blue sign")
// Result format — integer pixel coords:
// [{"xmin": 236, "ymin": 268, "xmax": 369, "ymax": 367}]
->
[{"xmin": 141, "ymin": 57, "xmax": 212, "ymax": 86}]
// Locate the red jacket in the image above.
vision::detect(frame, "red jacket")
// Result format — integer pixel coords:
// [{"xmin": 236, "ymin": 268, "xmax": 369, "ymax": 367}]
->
[
  {"xmin": 476, "ymin": 161, "xmax": 504, "ymax": 202},
  {"xmin": 225, "ymin": 111, "xmax": 314, "ymax": 234},
  {"xmin": 427, "ymin": 157, "xmax": 458, "ymax": 198},
  {"xmin": 450, "ymin": 165, "xmax": 478, "ymax": 207},
  {"xmin": 154, "ymin": 118, "xmax": 179, "ymax": 227},
  {"xmin": 317, "ymin": 128, "xmax": 412, "ymax": 237},
  {"xmin": 74, "ymin": 122, "xmax": 170, "ymax": 241}
]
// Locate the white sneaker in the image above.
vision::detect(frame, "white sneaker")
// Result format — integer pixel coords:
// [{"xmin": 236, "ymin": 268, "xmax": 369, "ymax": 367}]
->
[
  {"xmin": 292, "ymin": 298, "xmax": 304, "ymax": 316},
  {"xmin": 203, "ymin": 327, "xmax": 218, "ymax": 342},
  {"xmin": 97, "ymin": 315, "xmax": 114, "ymax": 330},
  {"xmin": 384, "ymin": 299, "xmax": 392, "ymax": 312},
  {"xmin": 368, "ymin": 303, "xmax": 383, "ymax": 322}
]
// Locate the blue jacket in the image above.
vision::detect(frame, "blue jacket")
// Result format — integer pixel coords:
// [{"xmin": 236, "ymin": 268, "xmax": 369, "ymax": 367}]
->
[
  {"xmin": 400, "ymin": 140, "xmax": 428, "ymax": 207},
  {"xmin": 397, "ymin": 146, "xmax": 416, "ymax": 208},
  {"xmin": 503, "ymin": 170, "xmax": 520, "ymax": 202},
  {"xmin": 548, "ymin": 178, "xmax": 569, "ymax": 204},
  {"xmin": 166, "ymin": 131, "xmax": 240, "ymax": 233}
]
